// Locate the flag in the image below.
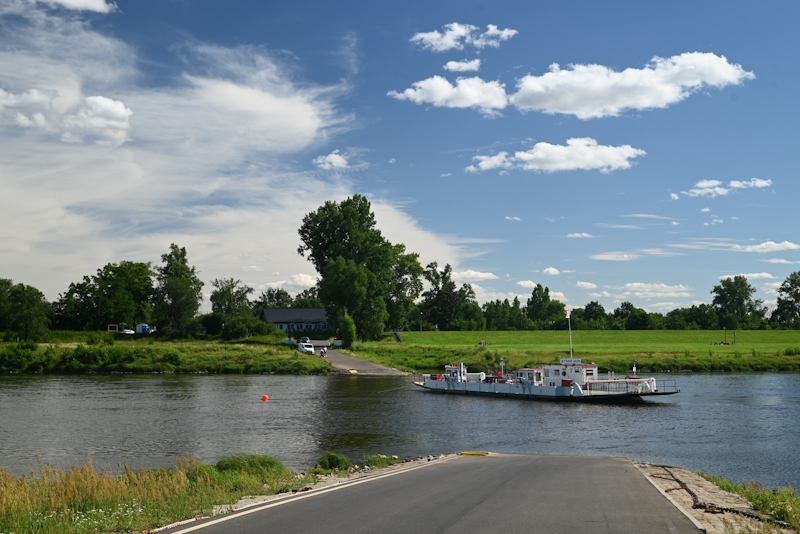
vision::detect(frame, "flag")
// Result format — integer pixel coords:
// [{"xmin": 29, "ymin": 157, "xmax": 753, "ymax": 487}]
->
[{"xmin": 565, "ymin": 309, "xmax": 571, "ymax": 318}]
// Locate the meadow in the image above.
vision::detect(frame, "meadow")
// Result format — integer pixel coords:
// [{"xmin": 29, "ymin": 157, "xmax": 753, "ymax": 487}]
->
[
  {"xmin": 0, "ymin": 331, "xmax": 331, "ymax": 375},
  {"xmin": 346, "ymin": 330, "xmax": 800, "ymax": 373}
]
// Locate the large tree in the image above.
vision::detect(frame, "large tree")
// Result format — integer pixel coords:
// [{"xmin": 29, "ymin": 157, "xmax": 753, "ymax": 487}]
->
[
  {"xmin": 0, "ymin": 278, "xmax": 12, "ymax": 332},
  {"xmin": 711, "ymin": 275, "xmax": 763, "ymax": 326},
  {"xmin": 210, "ymin": 278, "xmax": 253, "ymax": 316},
  {"xmin": 7, "ymin": 282, "xmax": 51, "ymax": 340},
  {"xmin": 293, "ymin": 286, "xmax": 324, "ymax": 308},
  {"xmin": 386, "ymin": 244, "xmax": 423, "ymax": 329},
  {"xmin": 771, "ymin": 271, "xmax": 800, "ymax": 328},
  {"xmin": 298, "ymin": 195, "xmax": 422, "ymax": 339},
  {"xmin": 152, "ymin": 244, "xmax": 204, "ymax": 335}
]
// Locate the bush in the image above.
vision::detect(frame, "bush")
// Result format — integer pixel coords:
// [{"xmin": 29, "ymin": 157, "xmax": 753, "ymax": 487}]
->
[
  {"xmin": 216, "ymin": 453, "xmax": 284, "ymax": 474},
  {"xmin": 199, "ymin": 313, "xmax": 225, "ymax": 335},
  {"xmin": 364, "ymin": 454, "xmax": 402, "ymax": 469},
  {"xmin": 340, "ymin": 309, "xmax": 357, "ymax": 349},
  {"xmin": 222, "ymin": 317, "xmax": 249, "ymax": 340},
  {"xmin": 318, "ymin": 451, "xmax": 350, "ymax": 470}
]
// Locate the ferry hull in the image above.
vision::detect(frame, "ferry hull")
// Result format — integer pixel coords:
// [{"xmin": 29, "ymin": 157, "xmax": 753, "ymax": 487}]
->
[{"xmin": 418, "ymin": 384, "xmax": 677, "ymax": 403}]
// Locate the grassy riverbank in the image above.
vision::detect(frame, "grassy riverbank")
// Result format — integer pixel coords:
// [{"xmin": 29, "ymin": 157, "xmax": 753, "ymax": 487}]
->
[
  {"xmin": 0, "ymin": 452, "xmax": 399, "ymax": 534},
  {"xmin": 700, "ymin": 472, "xmax": 800, "ymax": 529},
  {"xmin": 345, "ymin": 330, "xmax": 800, "ymax": 373},
  {"xmin": 0, "ymin": 332, "xmax": 331, "ymax": 375}
]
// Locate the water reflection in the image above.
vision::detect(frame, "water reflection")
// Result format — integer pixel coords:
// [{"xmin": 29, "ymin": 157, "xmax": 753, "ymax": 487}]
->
[{"xmin": 0, "ymin": 373, "xmax": 798, "ymax": 488}]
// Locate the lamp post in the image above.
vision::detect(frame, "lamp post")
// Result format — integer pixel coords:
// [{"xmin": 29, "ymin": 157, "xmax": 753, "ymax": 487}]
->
[
  {"xmin": 500, "ymin": 357, "xmax": 505, "ymax": 378},
  {"xmin": 420, "ymin": 312, "xmax": 422, "ymax": 332}
]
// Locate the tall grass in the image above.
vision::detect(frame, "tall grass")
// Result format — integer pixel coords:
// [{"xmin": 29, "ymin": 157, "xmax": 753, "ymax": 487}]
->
[
  {"xmin": 0, "ymin": 454, "xmax": 312, "ymax": 534},
  {"xmin": 699, "ymin": 472, "xmax": 800, "ymax": 529}
]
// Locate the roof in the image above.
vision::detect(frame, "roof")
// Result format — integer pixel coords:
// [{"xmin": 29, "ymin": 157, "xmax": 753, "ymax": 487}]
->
[{"xmin": 262, "ymin": 308, "xmax": 328, "ymax": 323}]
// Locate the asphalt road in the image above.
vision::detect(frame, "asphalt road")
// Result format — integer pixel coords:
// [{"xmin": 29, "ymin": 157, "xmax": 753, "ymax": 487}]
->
[
  {"xmin": 173, "ymin": 454, "xmax": 700, "ymax": 534},
  {"xmin": 309, "ymin": 339, "xmax": 406, "ymax": 375}
]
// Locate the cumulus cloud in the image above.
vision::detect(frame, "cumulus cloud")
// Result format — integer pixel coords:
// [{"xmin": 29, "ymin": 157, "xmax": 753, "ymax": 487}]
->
[
  {"xmin": 388, "ymin": 158, "xmax": 395, "ymax": 163},
  {"xmin": 588, "ymin": 291, "xmax": 613, "ymax": 298},
  {"xmin": 670, "ymin": 193, "xmax": 679, "ymax": 200},
  {"xmin": 550, "ymin": 290, "xmax": 567, "ymax": 301},
  {"xmin": 762, "ymin": 258, "xmax": 800, "ymax": 264},
  {"xmin": 444, "ymin": 59, "xmax": 481, "ymax": 72},
  {"xmin": 465, "ymin": 138, "xmax": 645, "ymax": 174},
  {"xmin": 701, "ymin": 207, "xmax": 711, "ymax": 212},
  {"xmin": 61, "ymin": 96, "xmax": 132, "ymax": 146},
  {"xmin": 312, "ymin": 149, "xmax": 349, "ymax": 170},
  {"xmin": 720, "ymin": 272, "xmax": 774, "ymax": 280},
  {"xmin": 410, "ymin": 23, "xmax": 517, "ymax": 52},
  {"xmin": 510, "ymin": 52, "xmax": 754, "ymax": 119},
  {"xmin": 543, "ymin": 267, "xmax": 560, "ymax": 275},
  {"xmin": 732, "ymin": 241, "xmax": 800, "ymax": 253},
  {"xmin": 575, "ymin": 281, "xmax": 597, "ymax": 289},
  {"xmin": 761, "ymin": 281, "xmax": 781, "ymax": 296},
  {"xmin": 262, "ymin": 273, "xmax": 319, "ymax": 293},
  {"xmin": 452, "ymin": 269, "xmax": 499, "ymax": 282},
  {"xmin": 681, "ymin": 178, "xmax": 771, "ymax": 198},
  {"xmin": 504, "ymin": 216, "xmax": 520, "ymax": 221},
  {"xmin": 517, "ymin": 280, "xmax": 536, "ymax": 288},
  {"xmin": 617, "ymin": 282, "xmax": 692, "ymax": 299},
  {"xmin": 40, "ymin": 0, "xmax": 116, "ymax": 13},
  {"xmin": 567, "ymin": 232, "xmax": 592, "ymax": 238},
  {"xmin": 388, "ymin": 76, "xmax": 508, "ymax": 114}
]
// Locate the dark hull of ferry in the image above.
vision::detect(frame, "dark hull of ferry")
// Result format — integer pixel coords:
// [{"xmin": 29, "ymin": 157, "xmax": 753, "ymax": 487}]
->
[{"xmin": 418, "ymin": 384, "xmax": 679, "ymax": 404}]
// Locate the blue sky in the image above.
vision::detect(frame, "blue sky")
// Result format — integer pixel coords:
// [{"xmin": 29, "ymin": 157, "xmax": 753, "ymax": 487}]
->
[{"xmin": 1, "ymin": 0, "xmax": 798, "ymax": 313}]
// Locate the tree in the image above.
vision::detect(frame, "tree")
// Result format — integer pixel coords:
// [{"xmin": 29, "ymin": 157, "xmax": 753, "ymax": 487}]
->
[
  {"xmin": 583, "ymin": 301, "xmax": 606, "ymax": 322},
  {"xmin": 0, "ymin": 278, "xmax": 12, "ymax": 332},
  {"xmin": 711, "ymin": 276, "xmax": 758, "ymax": 325},
  {"xmin": 210, "ymin": 278, "xmax": 253, "ymax": 316},
  {"xmin": 252, "ymin": 288, "xmax": 294, "ymax": 319},
  {"xmin": 771, "ymin": 271, "xmax": 800, "ymax": 328},
  {"xmin": 421, "ymin": 262, "xmax": 463, "ymax": 329},
  {"xmin": 340, "ymin": 308, "xmax": 357, "ymax": 348},
  {"xmin": 625, "ymin": 309, "xmax": 648, "ymax": 330},
  {"xmin": 298, "ymin": 195, "xmax": 421, "ymax": 338},
  {"xmin": 525, "ymin": 284, "xmax": 550, "ymax": 322},
  {"xmin": 8, "ymin": 282, "xmax": 51, "ymax": 340},
  {"xmin": 386, "ymin": 245, "xmax": 423, "ymax": 329},
  {"xmin": 152, "ymin": 244, "xmax": 204, "ymax": 336},
  {"xmin": 293, "ymin": 286, "xmax": 323, "ymax": 308}
]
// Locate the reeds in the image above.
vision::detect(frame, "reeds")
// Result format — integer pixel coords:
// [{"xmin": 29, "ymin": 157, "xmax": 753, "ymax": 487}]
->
[
  {"xmin": 0, "ymin": 454, "xmax": 312, "ymax": 533},
  {"xmin": 699, "ymin": 472, "xmax": 800, "ymax": 529}
]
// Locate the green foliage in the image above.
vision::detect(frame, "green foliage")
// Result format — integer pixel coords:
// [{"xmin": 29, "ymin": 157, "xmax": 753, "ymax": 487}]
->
[
  {"xmin": 2, "ymin": 281, "xmax": 51, "ymax": 341},
  {"xmin": 321, "ymin": 257, "xmax": 388, "ymax": 340},
  {"xmin": 292, "ymin": 286, "xmax": 323, "ymax": 308},
  {"xmin": 152, "ymin": 244, "xmax": 204, "ymax": 337},
  {"xmin": 52, "ymin": 261, "xmax": 154, "ymax": 331},
  {"xmin": 771, "ymin": 271, "xmax": 800, "ymax": 328},
  {"xmin": 317, "ymin": 452, "xmax": 350, "ymax": 470},
  {"xmin": 364, "ymin": 454, "xmax": 402, "ymax": 469},
  {"xmin": 199, "ymin": 313, "xmax": 225, "ymax": 336},
  {"xmin": 221, "ymin": 317, "xmax": 250, "ymax": 340},
  {"xmin": 209, "ymin": 278, "xmax": 254, "ymax": 316},
  {"xmin": 699, "ymin": 472, "xmax": 799, "ymax": 528},
  {"xmin": 215, "ymin": 454, "xmax": 284, "ymax": 474},
  {"xmin": 625, "ymin": 309, "xmax": 648, "ymax": 330},
  {"xmin": 712, "ymin": 275, "xmax": 765, "ymax": 328},
  {"xmin": 340, "ymin": 309, "xmax": 357, "ymax": 348}
]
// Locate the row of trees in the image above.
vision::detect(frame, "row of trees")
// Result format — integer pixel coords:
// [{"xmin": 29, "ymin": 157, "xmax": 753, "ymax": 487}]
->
[{"xmin": 5, "ymin": 195, "xmax": 800, "ymax": 342}]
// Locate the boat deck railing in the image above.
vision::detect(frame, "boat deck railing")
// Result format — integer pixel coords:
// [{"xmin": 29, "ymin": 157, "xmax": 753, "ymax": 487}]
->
[{"xmin": 583, "ymin": 378, "xmax": 678, "ymax": 396}]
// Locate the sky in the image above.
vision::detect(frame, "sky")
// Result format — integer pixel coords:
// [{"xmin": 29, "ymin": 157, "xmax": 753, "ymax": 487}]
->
[{"xmin": 1, "ymin": 0, "xmax": 799, "ymax": 314}]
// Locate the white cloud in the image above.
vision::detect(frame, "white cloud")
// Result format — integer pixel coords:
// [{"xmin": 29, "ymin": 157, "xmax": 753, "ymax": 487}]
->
[
  {"xmin": 388, "ymin": 75, "xmax": 508, "ymax": 114},
  {"xmin": 671, "ymin": 221, "xmax": 679, "ymax": 226},
  {"xmin": 543, "ymin": 267, "xmax": 560, "ymax": 275},
  {"xmin": 61, "ymin": 95, "xmax": 132, "ymax": 146},
  {"xmin": 440, "ymin": 172, "xmax": 451, "ymax": 177},
  {"xmin": 701, "ymin": 207, "xmax": 711, "ymax": 212},
  {"xmin": 729, "ymin": 178, "xmax": 771, "ymax": 189},
  {"xmin": 682, "ymin": 179, "xmax": 729, "ymax": 198},
  {"xmin": 576, "ymin": 281, "xmax": 597, "ymax": 289},
  {"xmin": 761, "ymin": 281, "xmax": 781, "ymax": 296},
  {"xmin": 762, "ymin": 258, "xmax": 799, "ymax": 264},
  {"xmin": 16, "ymin": 112, "xmax": 47, "ymax": 128},
  {"xmin": 40, "ymin": 0, "xmax": 116, "ymax": 13},
  {"xmin": 591, "ymin": 252, "xmax": 640, "ymax": 261},
  {"xmin": 567, "ymin": 232, "xmax": 593, "ymax": 238},
  {"xmin": 471, "ymin": 283, "xmax": 527, "ymax": 305},
  {"xmin": 517, "ymin": 280, "xmax": 536, "ymax": 288},
  {"xmin": 444, "ymin": 59, "xmax": 481, "ymax": 72},
  {"xmin": 465, "ymin": 138, "xmax": 645, "ymax": 174},
  {"xmin": 596, "ymin": 223, "xmax": 644, "ymax": 230},
  {"xmin": 312, "ymin": 149, "xmax": 349, "ymax": 170},
  {"xmin": 617, "ymin": 282, "xmax": 692, "ymax": 299},
  {"xmin": 504, "ymin": 216, "xmax": 520, "ymax": 221},
  {"xmin": 262, "ymin": 273, "xmax": 319, "ymax": 293},
  {"xmin": 452, "ymin": 269, "xmax": 499, "ymax": 282},
  {"xmin": 720, "ymin": 272, "xmax": 774, "ymax": 280},
  {"xmin": 510, "ymin": 52, "xmax": 754, "ymax": 119},
  {"xmin": 465, "ymin": 151, "xmax": 513, "ymax": 172},
  {"xmin": 588, "ymin": 291, "xmax": 613, "ymax": 298},
  {"xmin": 670, "ymin": 193, "xmax": 679, "ymax": 200},
  {"xmin": 732, "ymin": 241, "xmax": 800, "ymax": 253},
  {"xmin": 388, "ymin": 158, "xmax": 396, "ymax": 163},
  {"xmin": 562, "ymin": 269, "xmax": 576, "ymax": 273},
  {"xmin": 410, "ymin": 23, "xmax": 517, "ymax": 52},
  {"xmin": 624, "ymin": 213, "xmax": 673, "ymax": 220},
  {"xmin": 550, "ymin": 290, "xmax": 567, "ymax": 301},
  {"xmin": 513, "ymin": 138, "xmax": 645, "ymax": 173}
]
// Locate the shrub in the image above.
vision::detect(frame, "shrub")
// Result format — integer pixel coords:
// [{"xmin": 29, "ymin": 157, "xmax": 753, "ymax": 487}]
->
[
  {"xmin": 318, "ymin": 451, "xmax": 350, "ymax": 470},
  {"xmin": 340, "ymin": 309, "xmax": 357, "ymax": 349},
  {"xmin": 199, "ymin": 313, "xmax": 225, "ymax": 336},
  {"xmin": 216, "ymin": 453, "xmax": 284, "ymax": 474},
  {"xmin": 364, "ymin": 454, "xmax": 402, "ymax": 469}
]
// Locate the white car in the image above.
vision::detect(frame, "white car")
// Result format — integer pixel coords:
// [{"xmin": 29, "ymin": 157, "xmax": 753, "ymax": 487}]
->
[
  {"xmin": 121, "ymin": 329, "xmax": 135, "ymax": 335},
  {"xmin": 298, "ymin": 343, "xmax": 315, "ymax": 355},
  {"xmin": 299, "ymin": 337, "xmax": 311, "ymax": 344}
]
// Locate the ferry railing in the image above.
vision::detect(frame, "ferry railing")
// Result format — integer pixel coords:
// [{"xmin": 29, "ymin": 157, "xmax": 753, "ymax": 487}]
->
[{"xmin": 583, "ymin": 379, "xmax": 678, "ymax": 396}]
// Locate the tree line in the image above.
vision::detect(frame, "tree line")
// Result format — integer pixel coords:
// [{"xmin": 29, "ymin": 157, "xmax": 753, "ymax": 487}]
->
[{"xmin": 3, "ymin": 195, "xmax": 800, "ymax": 342}]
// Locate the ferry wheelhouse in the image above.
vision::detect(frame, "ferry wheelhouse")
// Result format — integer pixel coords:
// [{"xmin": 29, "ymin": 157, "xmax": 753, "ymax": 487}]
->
[{"xmin": 414, "ymin": 358, "xmax": 679, "ymax": 403}]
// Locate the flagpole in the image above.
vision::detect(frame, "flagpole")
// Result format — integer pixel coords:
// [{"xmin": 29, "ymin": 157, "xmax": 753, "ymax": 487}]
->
[{"xmin": 566, "ymin": 309, "xmax": 573, "ymax": 358}]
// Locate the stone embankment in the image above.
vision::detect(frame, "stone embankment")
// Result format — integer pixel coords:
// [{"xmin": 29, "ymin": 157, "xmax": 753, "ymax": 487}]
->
[{"xmin": 635, "ymin": 461, "xmax": 796, "ymax": 534}]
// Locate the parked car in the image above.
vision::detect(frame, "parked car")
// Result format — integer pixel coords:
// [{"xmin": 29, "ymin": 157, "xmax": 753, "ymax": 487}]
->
[
  {"xmin": 121, "ymin": 329, "xmax": 135, "ymax": 335},
  {"xmin": 298, "ymin": 343, "xmax": 315, "ymax": 355},
  {"xmin": 299, "ymin": 337, "xmax": 310, "ymax": 344}
]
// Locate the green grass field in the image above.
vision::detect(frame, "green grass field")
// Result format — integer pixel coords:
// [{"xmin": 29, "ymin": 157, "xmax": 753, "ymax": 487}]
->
[{"xmin": 345, "ymin": 330, "xmax": 800, "ymax": 373}]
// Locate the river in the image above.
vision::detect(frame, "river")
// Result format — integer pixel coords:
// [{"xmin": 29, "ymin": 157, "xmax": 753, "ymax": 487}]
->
[{"xmin": 0, "ymin": 373, "xmax": 798, "ymax": 488}]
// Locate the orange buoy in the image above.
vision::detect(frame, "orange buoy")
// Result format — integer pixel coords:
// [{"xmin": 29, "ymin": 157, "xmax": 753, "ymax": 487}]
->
[{"xmin": 261, "ymin": 394, "xmax": 269, "ymax": 402}]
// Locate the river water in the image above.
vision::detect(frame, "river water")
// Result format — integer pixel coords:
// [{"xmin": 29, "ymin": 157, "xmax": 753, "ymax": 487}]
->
[{"xmin": 0, "ymin": 373, "xmax": 798, "ymax": 488}]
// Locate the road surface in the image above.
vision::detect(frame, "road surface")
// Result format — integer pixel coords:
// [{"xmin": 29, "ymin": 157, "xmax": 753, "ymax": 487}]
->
[{"xmin": 310, "ymin": 339, "xmax": 406, "ymax": 375}]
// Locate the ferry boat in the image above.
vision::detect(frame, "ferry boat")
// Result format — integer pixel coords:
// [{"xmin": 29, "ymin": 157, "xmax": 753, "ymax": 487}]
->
[{"xmin": 413, "ymin": 358, "xmax": 679, "ymax": 403}]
